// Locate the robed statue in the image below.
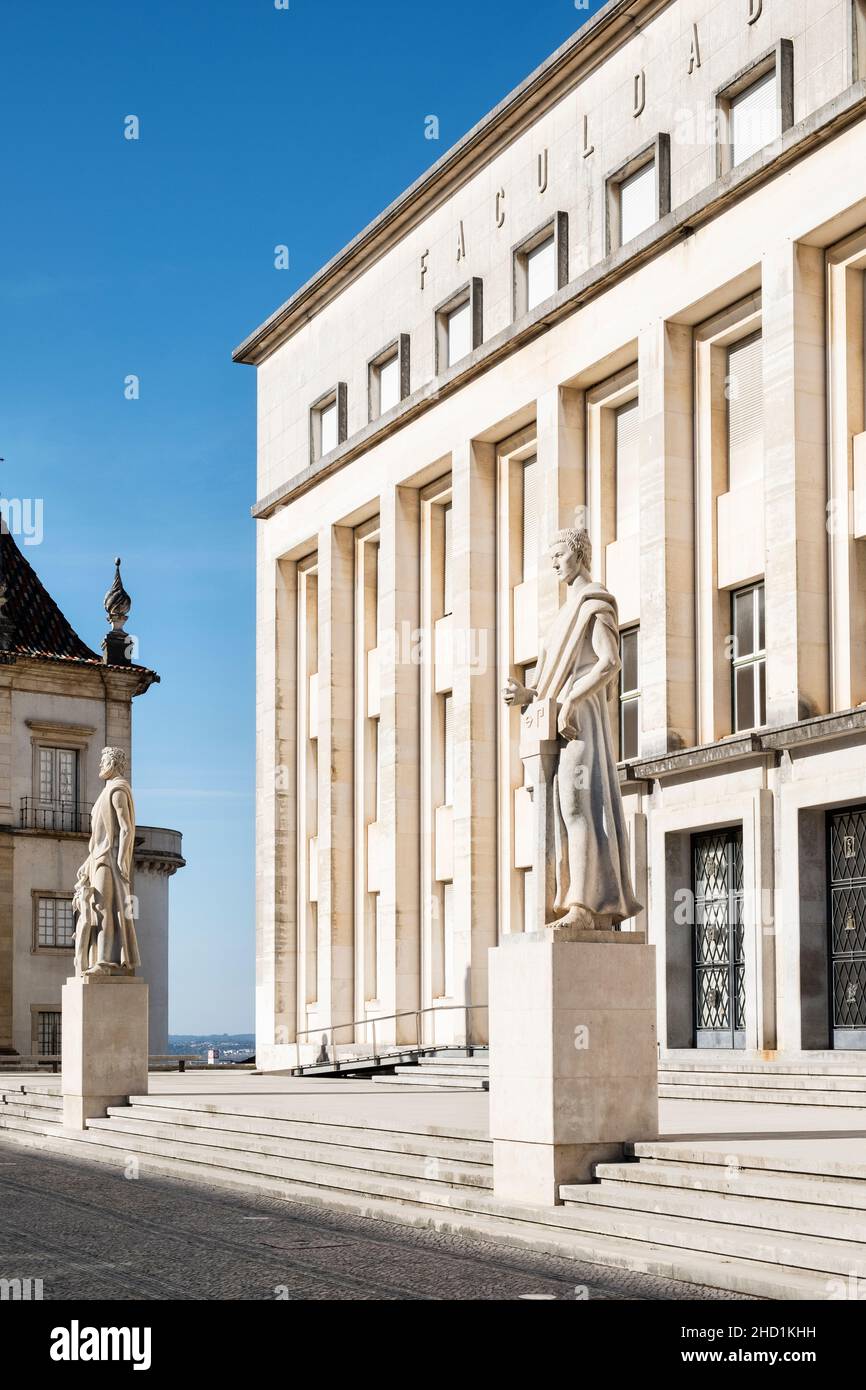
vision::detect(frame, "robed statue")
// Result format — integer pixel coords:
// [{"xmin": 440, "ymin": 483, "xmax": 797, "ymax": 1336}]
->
[
  {"xmin": 73, "ymin": 746, "xmax": 140, "ymax": 975},
  {"xmin": 503, "ymin": 527, "xmax": 641, "ymax": 930}
]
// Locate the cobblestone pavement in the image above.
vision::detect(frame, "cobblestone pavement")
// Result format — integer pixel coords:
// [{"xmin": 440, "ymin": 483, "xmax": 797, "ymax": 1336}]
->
[{"xmin": 0, "ymin": 1139, "xmax": 749, "ymax": 1301}]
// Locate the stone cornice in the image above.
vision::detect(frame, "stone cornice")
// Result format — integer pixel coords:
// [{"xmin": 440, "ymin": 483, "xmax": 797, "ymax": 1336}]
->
[
  {"xmin": 631, "ymin": 708, "xmax": 866, "ymax": 781},
  {"xmin": 233, "ymin": 0, "xmax": 660, "ymax": 368},
  {"xmin": 250, "ymin": 81, "xmax": 866, "ymax": 521}
]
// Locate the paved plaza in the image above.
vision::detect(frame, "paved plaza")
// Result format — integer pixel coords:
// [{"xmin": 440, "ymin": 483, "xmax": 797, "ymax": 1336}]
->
[{"xmin": 0, "ymin": 1136, "xmax": 744, "ymax": 1302}]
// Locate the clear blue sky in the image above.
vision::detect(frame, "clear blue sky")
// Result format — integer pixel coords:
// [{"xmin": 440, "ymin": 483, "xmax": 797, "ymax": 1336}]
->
[{"xmin": 0, "ymin": 0, "xmax": 604, "ymax": 1033}]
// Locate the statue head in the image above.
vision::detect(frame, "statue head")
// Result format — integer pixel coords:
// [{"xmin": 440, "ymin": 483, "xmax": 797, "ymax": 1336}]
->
[
  {"xmin": 99, "ymin": 746, "xmax": 128, "ymax": 781},
  {"xmin": 549, "ymin": 528, "xmax": 592, "ymax": 584}
]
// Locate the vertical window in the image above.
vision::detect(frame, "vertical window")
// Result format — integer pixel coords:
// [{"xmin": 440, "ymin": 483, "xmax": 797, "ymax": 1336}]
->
[
  {"xmin": 377, "ymin": 354, "xmax": 400, "ymax": 414},
  {"xmin": 443, "ymin": 882, "xmax": 455, "ymax": 998},
  {"xmin": 615, "ymin": 400, "xmax": 640, "ymax": 539},
  {"xmin": 619, "ymin": 161, "xmax": 657, "ymax": 245},
  {"xmin": 732, "ymin": 584, "xmax": 766, "ymax": 732},
  {"xmin": 521, "ymin": 456, "xmax": 540, "ymax": 581},
  {"xmin": 36, "ymin": 896, "xmax": 75, "ymax": 949},
  {"xmin": 443, "ymin": 694, "xmax": 454, "ymax": 807},
  {"xmin": 526, "ymin": 236, "xmax": 556, "ymax": 311},
  {"xmin": 442, "ymin": 503, "xmax": 453, "ymax": 616},
  {"xmin": 38, "ymin": 747, "xmax": 78, "ymax": 806},
  {"xmin": 310, "ymin": 385, "xmax": 346, "ymax": 463},
  {"xmin": 37, "ymin": 1011, "xmax": 61, "ymax": 1056},
  {"xmin": 446, "ymin": 300, "xmax": 471, "ymax": 368},
  {"xmin": 729, "ymin": 69, "xmax": 778, "ymax": 167},
  {"xmin": 319, "ymin": 400, "xmax": 338, "ymax": 456},
  {"xmin": 619, "ymin": 628, "xmax": 640, "ymax": 761},
  {"xmin": 727, "ymin": 334, "xmax": 763, "ymax": 489}
]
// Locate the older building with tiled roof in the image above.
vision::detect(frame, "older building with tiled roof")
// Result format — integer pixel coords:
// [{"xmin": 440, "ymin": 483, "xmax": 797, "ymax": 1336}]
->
[{"xmin": 0, "ymin": 531, "xmax": 183, "ymax": 1057}]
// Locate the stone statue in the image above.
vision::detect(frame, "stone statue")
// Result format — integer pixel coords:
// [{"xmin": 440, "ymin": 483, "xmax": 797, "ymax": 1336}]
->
[
  {"xmin": 73, "ymin": 746, "xmax": 140, "ymax": 975},
  {"xmin": 503, "ymin": 527, "xmax": 641, "ymax": 931}
]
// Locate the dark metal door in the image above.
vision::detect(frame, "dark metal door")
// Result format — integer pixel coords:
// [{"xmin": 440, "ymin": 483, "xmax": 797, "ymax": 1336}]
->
[
  {"xmin": 692, "ymin": 829, "xmax": 745, "ymax": 1050},
  {"xmin": 828, "ymin": 808, "xmax": 866, "ymax": 1050}
]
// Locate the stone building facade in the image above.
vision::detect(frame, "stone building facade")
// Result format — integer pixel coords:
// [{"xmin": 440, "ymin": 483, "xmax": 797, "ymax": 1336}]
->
[
  {"xmin": 237, "ymin": 0, "xmax": 866, "ymax": 1069},
  {"xmin": 0, "ymin": 533, "xmax": 184, "ymax": 1058}
]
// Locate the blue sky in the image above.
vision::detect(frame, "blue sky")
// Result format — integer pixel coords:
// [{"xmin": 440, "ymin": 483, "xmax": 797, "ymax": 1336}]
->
[{"xmin": 0, "ymin": 0, "xmax": 604, "ymax": 1032}]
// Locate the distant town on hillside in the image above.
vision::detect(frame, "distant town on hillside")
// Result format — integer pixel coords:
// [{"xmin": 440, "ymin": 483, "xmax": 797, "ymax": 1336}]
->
[{"xmin": 168, "ymin": 1035, "xmax": 255, "ymax": 1063}]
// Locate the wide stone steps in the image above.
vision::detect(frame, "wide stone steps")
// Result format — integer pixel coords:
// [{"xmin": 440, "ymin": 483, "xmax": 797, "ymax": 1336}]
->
[
  {"xmin": 659, "ymin": 1080, "xmax": 866, "ymax": 1106},
  {"xmin": 374, "ymin": 1067, "xmax": 489, "ymax": 1090},
  {"xmin": 85, "ymin": 1111, "xmax": 492, "ymax": 1188},
  {"xmin": 595, "ymin": 1158, "xmax": 866, "ymax": 1210}
]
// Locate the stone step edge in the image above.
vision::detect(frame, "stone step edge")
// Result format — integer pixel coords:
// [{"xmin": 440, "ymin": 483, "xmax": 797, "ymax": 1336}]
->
[
  {"xmin": 595, "ymin": 1161, "xmax": 866, "ymax": 1207},
  {"xmin": 0, "ymin": 1123, "xmax": 824, "ymax": 1300},
  {"xmin": 122, "ymin": 1095, "xmax": 487, "ymax": 1143},
  {"xmin": 658, "ymin": 1084, "xmax": 866, "ymax": 1107},
  {"xmin": 112, "ymin": 1103, "xmax": 493, "ymax": 1159},
  {"xmin": 629, "ymin": 1142, "xmax": 866, "ymax": 1183},
  {"xmin": 86, "ymin": 1115, "xmax": 493, "ymax": 1186},
  {"xmin": 562, "ymin": 1177, "xmax": 866, "ymax": 1241}
]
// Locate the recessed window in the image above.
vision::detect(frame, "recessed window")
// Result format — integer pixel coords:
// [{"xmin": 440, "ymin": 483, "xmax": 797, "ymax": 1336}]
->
[
  {"xmin": 368, "ymin": 335, "xmax": 409, "ymax": 421},
  {"xmin": 446, "ymin": 301, "xmax": 471, "ymax": 367},
  {"xmin": 37, "ymin": 1011, "xmax": 61, "ymax": 1056},
  {"xmin": 620, "ymin": 162, "xmax": 657, "ymax": 245},
  {"xmin": 606, "ymin": 136, "xmax": 670, "ymax": 254},
  {"xmin": 435, "ymin": 279, "xmax": 482, "ymax": 373},
  {"xmin": 310, "ymin": 384, "xmax": 347, "ymax": 463},
  {"xmin": 512, "ymin": 213, "xmax": 568, "ymax": 320},
  {"xmin": 521, "ymin": 456, "xmax": 540, "ymax": 581},
  {"xmin": 442, "ymin": 502, "xmax": 453, "ymax": 616},
  {"xmin": 38, "ymin": 746, "xmax": 77, "ymax": 807},
  {"xmin": 727, "ymin": 333, "xmax": 763, "ymax": 489},
  {"xmin": 619, "ymin": 628, "xmax": 640, "ymax": 761},
  {"xmin": 443, "ymin": 693, "xmax": 454, "ymax": 806},
  {"xmin": 732, "ymin": 583, "xmax": 766, "ymax": 732},
  {"xmin": 36, "ymin": 895, "xmax": 75, "ymax": 949},
  {"xmin": 716, "ymin": 43, "xmax": 793, "ymax": 177},
  {"xmin": 730, "ymin": 70, "xmax": 778, "ymax": 166},
  {"xmin": 615, "ymin": 400, "xmax": 640, "ymax": 540}
]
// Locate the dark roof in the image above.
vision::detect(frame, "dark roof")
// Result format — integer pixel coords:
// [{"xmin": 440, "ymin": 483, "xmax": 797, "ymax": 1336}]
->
[{"xmin": 0, "ymin": 527, "xmax": 157, "ymax": 684}]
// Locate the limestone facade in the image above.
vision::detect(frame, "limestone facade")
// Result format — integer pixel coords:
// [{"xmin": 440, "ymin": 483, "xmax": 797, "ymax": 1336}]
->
[{"xmin": 238, "ymin": 0, "xmax": 866, "ymax": 1068}]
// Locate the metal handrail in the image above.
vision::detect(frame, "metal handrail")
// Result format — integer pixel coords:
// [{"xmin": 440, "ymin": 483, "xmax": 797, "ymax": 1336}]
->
[{"xmin": 294, "ymin": 1003, "xmax": 489, "ymax": 1073}]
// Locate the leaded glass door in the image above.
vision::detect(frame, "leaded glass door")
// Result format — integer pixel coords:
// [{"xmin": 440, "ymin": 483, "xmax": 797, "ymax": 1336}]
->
[
  {"xmin": 692, "ymin": 829, "xmax": 745, "ymax": 1049},
  {"xmin": 828, "ymin": 808, "xmax": 866, "ymax": 1050}
]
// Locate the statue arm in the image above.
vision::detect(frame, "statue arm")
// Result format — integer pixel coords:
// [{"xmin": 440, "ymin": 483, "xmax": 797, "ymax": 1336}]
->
[
  {"xmin": 558, "ymin": 613, "xmax": 620, "ymax": 736},
  {"xmin": 502, "ymin": 643, "xmax": 543, "ymax": 709},
  {"xmin": 112, "ymin": 787, "xmax": 135, "ymax": 881}
]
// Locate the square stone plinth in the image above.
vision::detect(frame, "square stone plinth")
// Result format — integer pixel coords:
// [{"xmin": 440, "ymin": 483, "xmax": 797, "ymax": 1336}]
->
[
  {"xmin": 61, "ymin": 974, "xmax": 149, "ymax": 1130},
  {"xmin": 489, "ymin": 935, "xmax": 658, "ymax": 1205}
]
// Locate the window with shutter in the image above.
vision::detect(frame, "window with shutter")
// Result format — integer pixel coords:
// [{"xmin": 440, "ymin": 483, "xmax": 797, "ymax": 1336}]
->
[
  {"xmin": 521, "ymin": 456, "xmax": 540, "ymax": 581},
  {"xmin": 619, "ymin": 162, "xmax": 657, "ymax": 245},
  {"xmin": 615, "ymin": 401, "xmax": 640, "ymax": 540},
  {"xmin": 727, "ymin": 334, "xmax": 763, "ymax": 490},
  {"xmin": 730, "ymin": 69, "xmax": 778, "ymax": 167}
]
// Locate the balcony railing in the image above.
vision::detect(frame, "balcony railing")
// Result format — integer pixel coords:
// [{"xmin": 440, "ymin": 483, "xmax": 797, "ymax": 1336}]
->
[{"xmin": 19, "ymin": 798, "xmax": 92, "ymax": 834}]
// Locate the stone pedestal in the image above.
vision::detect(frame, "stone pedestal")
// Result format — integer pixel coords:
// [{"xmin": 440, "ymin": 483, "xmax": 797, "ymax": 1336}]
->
[
  {"xmin": 489, "ymin": 932, "xmax": 658, "ymax": 1205},
  {"xmin": 61, "ymin": 974, "xmax": 149, "ymax": 1130}
]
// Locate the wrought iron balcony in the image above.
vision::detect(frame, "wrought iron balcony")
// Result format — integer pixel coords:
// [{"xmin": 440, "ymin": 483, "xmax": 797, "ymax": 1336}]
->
[{"xmin": 19, "ymin": 798, "xmax": 92, "ymax": 834}]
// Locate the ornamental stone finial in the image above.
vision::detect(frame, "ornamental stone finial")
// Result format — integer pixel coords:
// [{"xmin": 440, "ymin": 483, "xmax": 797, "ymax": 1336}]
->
[{"xmin": 102, "ymin": 557, "xmax": 132, "ymax": 666}]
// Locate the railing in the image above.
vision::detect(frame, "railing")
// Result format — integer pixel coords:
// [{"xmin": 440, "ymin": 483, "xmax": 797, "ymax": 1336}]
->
[
  {"xmin": 295, "ymin": 1003, "xmax": 489, "ymax": 1073},
  {"xmin": 19, "ymin": 798, "xmax": 92, "ymax": 834},
  {"xmin": 0, "ymin": 1054, "xmax": 203, "ymax": 1075}
]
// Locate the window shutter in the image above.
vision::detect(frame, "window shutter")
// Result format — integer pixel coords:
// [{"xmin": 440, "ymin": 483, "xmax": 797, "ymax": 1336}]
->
[
  {"xmin": 619, "ymin": 162, "xmax": 657, "ymax": 244},
  {"xmin": 615, "ymin": 400, "xmax": 640, "ymax": 540},
  {"xmin": 730, "ymin": 70, "xmax": 778, "ymax": 167},
  {"xmin": 727, "ymin": 335, "xmax": 763, "ymax": 490},
  {"xmin": 521, "ymin": 456, "xmax": 541, "ymax": 580},
  {"xmin": 442, "ymin": 504, "xmax": 453, "ymax": 615}
]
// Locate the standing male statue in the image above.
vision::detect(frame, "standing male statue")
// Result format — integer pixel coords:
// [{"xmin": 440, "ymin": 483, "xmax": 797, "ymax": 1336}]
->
[
  {"xmin": 503, "ymin": 527, "xmax": 641, "ymax": 931},
  {"xmin": 73, "ymin": 746, "xmax": 140, "ymax": 975}
]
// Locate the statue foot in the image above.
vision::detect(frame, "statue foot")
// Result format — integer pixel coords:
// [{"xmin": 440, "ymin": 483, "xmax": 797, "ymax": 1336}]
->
[
  {"xmin": 545, "ymin": 905, "xmax": 616, "ymax": 933},
  {"xmin": 84, "ymin": 961, "xmax": 120, "ymax": 977}
]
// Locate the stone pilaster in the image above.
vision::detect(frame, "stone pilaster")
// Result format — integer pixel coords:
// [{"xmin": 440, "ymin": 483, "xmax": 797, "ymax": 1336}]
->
[
  {"xmin": 536, "ymin": 386, "xmax": 586, "ymax": 635},
  {"xmin": 256, "ymin": 547, "xmax": 298, "ymax": 1056},
  {"xmin": 316, "ymin": 524, "xmax": 355, "ymax": 1038},
  {"xmin": 762, "ymin": 240, "xmax": 829, "ymax": 724},
  {"xmin": 451, "ymin": 440, "xmax": 497, "ymax": 1042},
  {"xmin": 638, "ymin": 319, "xmax": 696, "ymax": 757},
  {"xmin": 377, "ymin": 487, "xmax": 421, "ymax": 1042}
]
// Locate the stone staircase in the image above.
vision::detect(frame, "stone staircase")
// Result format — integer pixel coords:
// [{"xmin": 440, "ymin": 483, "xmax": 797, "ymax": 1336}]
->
[
  {"xmin": 373, "ymin": 1052, "xmax": 490, "ymax": 1090},
  {"xmin": 3, "ymin": 1076, "xmax": 866, "ymax": 1298},
  {"xmin": 660, "ymin": 1058, "xmax": 866, "ymax": 1106}
]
